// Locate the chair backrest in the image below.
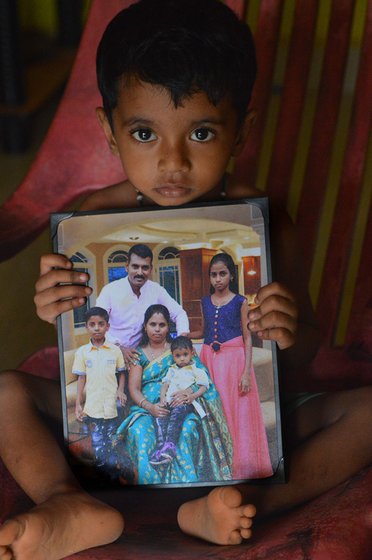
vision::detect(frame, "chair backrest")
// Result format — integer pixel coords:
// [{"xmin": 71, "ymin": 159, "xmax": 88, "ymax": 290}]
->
[
  {"xmin": 1, "ymin": 0, "xmax": 371, "ymax": 378},
  {"xmin": 234, "ymin": 0, "xmax": 372, "ymax": 359}
]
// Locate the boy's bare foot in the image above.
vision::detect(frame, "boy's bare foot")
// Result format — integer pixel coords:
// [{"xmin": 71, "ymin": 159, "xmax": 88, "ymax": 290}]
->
[
  {"xmin": 177, "ymin": 486, "xmax": 256, "ymax": 545},
  {"xmin": 0, "ymin": 490, "xmax": 124, "ymax": 560}
]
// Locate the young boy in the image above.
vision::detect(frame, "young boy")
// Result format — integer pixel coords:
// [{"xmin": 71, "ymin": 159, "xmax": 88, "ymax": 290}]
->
[
  {"xmin": 1, "ymin": 0, "xmax": 372, "ymax": 557},
  {"xmin": 150, "ymin": 336, "xmax": 209, "ymax": 466},
  {"xmin": 73, "ymin": 307, "xmax": 126, "ymax": 476}
]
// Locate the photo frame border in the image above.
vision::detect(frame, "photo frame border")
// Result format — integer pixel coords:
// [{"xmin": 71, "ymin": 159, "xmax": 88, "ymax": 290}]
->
[{"xmin": 52, "ymin": 198, "xmax": 286, "ymax": 488}]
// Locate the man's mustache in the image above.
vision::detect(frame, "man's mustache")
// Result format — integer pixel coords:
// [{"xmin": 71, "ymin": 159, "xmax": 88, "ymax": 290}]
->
[{"xmin": 134, "ymin": 275, "xmax": 145, "ymax": 280}]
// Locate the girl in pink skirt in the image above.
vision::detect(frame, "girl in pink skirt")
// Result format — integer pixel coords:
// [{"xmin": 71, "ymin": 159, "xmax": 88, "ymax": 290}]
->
[{"xmin": 193, "ymin": 253, "xmax": 273, "ymax": 480}]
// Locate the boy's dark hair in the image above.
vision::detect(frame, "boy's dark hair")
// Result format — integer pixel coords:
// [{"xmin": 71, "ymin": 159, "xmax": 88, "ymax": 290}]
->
[
  {"xmin": 171, "ymin": 335, "xmax": 193, "ymax": 353},
  {"xmin": 128, "ymin": 243, "xmax": 153, "ymax": 265},
  {"xmin": 85, "ymin": 306, "xmax": 109, "ymax": 323},
  {"xmin": 97, "ymin": 0, "xmax": 256, "ymax": 127}
]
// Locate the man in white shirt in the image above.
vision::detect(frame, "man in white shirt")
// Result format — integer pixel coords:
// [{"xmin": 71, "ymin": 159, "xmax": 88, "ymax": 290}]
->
[{"xmin": 96, "ymin": 244, "xmax": 189, "ymax": 364}]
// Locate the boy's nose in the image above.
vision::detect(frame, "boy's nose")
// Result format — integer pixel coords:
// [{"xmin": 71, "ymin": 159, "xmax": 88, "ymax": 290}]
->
[{"xmin": 158, "ymin": 141, "xmax": 190, "ymax": 173}]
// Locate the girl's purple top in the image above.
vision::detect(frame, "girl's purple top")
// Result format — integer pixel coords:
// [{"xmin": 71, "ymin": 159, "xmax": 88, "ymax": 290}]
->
[{"xmin": 202, "ymin": 294, "xmax": 246, "ymax": 348}]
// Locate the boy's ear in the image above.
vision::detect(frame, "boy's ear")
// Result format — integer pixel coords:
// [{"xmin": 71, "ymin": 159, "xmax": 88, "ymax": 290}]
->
[
  {"xmin": 231, "ymin": 110, "xmax": 257, "ymax": 157},
  {"xmin": 96, "ymin": 107, "xmax": 119, "ymax": 156}
]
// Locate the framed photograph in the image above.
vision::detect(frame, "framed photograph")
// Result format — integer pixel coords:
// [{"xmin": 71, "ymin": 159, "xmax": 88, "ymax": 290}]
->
[{"xmin": 52, "ymin": 199, "xmax": 284, "ymax": 487}]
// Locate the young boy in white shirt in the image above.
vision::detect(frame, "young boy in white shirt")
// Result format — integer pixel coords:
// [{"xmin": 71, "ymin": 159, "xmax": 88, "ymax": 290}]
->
[
  {"xmin": 73, "ymin": 307, "xmax": 126, "ymax": 476},
  {"xmin": 150, "ymin": 336, "xmax": 209, "ymax": 465}
]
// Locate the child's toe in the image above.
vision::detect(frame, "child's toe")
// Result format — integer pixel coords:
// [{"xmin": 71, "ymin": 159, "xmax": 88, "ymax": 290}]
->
[
  {"xmin": 240, "ymin": 528, "xmax": 252, "ymax": 540},
  {"xmin": 240, "ymin": 516, "xmax": 253, "ymax": 529},
  {"xmin": 228, "ymin": 529, "xmax": 243, "ymax": 545},
  {"xmin": 242, "ymin": 503, "xmax": 256, "ymax": 518}
]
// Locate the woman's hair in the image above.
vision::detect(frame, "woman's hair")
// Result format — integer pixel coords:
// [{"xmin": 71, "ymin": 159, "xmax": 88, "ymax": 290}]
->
[
  {"xmin": 97, "ymin": 0, "xmax": 256, "ymax": 128},
  {"xmin": 209, "ymin": 252, "xmax": 239, "ymax": 294},
  {"xmin": 139, "ymin": 304, "xmax": 172, "ymax": 346}
]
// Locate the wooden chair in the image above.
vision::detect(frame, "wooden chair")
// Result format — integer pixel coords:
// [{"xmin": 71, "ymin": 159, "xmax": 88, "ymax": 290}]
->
[{"xmin": 1, "ymin": 1, "xmax": 371, "ymax": 558}]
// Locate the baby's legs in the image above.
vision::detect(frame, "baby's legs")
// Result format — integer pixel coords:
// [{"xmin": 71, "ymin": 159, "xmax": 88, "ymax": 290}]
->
[
  {"xmin": 166, "ymin": 404, "xmax": 193, "ymax": 448},
  {"xmin": 0, "ymin": 370, "xmax": 124, "ymax": 560},
  {"xmin": 178, "ymin": 387, "xmax": 372, "ymax": 544},
  {"xmin": 151, "ymin": 404, "xmax": 192, "ymax": 464}
]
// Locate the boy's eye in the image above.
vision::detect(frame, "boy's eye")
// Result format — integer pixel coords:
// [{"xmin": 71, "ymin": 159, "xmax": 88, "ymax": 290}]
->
[
  {"xmin": 131, "ymin": 128, "xmax": 156, "ymax": 142},
  {"xmin": 190, "ymin": 128, "xmax": 215, "ymax": 142}
]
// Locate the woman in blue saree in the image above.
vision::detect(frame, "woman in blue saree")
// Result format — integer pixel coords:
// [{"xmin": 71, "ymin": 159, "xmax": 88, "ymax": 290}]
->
[{"xmin": 115, "ymin": 304, "xmax": 232, "ymax": 485}]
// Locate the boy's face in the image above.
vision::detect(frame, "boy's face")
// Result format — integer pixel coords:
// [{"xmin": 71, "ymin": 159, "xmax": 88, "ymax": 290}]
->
[
  {"xmin": 172, "ymin": 347, "xmax": 193, "ymax": 368},
  {"xmin": 98, "ymin": 79, "xmax": 249, "ymax": 206},
  {"xmin": 86, "ymin": 315, "xmax": 109, "ymax": 344}
]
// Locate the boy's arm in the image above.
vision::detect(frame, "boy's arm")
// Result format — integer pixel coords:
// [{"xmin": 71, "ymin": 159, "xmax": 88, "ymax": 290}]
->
[
  {"xmin": 188, "ymin": 384, "xmax": 207, "ymax": 402},
  {"xmin": 159, "ymin": 381, "xmax": 169, "ymax": 406},
  {"xmin": 75, "ymin": 375, "xmax": 86, "ymax": 421},
  {"xmin": 117, "ymin": 372, "xmax": 127, "ymax": 405}
]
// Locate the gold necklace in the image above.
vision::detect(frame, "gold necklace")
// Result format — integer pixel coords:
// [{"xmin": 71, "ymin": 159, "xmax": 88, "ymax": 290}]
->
[{"xmin": 146, "ymin": 342, "xmax": 168, "ymax": 362}]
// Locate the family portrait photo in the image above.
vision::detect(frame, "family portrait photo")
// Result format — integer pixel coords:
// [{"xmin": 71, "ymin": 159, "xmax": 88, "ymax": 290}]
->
[{"xmin": 53, "ymin": 200, "xmax": 283, "ymax": 487}]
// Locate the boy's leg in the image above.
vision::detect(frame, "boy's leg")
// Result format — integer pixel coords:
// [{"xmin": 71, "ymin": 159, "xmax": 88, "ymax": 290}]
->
[
  {"xmin": 178, "ymin": 386, "xmax": 372, "ymax": 545},
  {"xmin": 90, "ymin": 418, "xmax": 107, "ymax": 467},
  {"xmin": 155, "ymin": 415, "xmax": 168, "ymax": 449},
  {"xmin": 149, "ymin": 416, "xmax": 168, "ymax": 464},
  {"xmin": 0, "ymin": 370, "xmax": 124, "ymax": 560},
  {"xmin": 161, "ymin": 404, "xmax": 193, "ymax": 459},
  {"xmin": 94, "ymin": 417, "xmax": 127, "ymax": 480}
]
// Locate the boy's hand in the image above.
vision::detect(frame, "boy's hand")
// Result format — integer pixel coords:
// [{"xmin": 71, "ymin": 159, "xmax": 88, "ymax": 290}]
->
[
  {"xmin": 248, "ymin": 282, "xmax": 298, "ymax": 350},
  {"xmin": 34, "ymin": 254, "xmax": 92, "ymax": 324},
  {"xmin": 170, "ymin": 388, "xmax": 193, "ymax": 407},
  {"xmin": 75, "ymin": 403, "xmax": 85, "ymax": 422},
  {"xmin": 117, "ymin": 390, "xmax": 127, "ymax": 405}
]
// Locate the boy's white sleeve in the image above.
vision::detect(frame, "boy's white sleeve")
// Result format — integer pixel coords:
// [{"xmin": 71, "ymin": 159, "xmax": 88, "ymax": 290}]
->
[
  {"xmin": 194, "ymin": 366, "xmax": 209, "ymax": 387},
  {"xmin": 162, "ymin": 366, "xmax": 174, "ymax": 384},
  {"xmin": 72, "ymin": 348, "xmax": 86, "ymax": 376}
]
